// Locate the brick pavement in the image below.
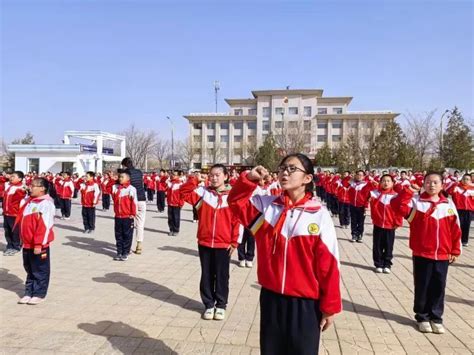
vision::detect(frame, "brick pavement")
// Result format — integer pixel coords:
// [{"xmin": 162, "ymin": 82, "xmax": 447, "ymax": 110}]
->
[{"xmin": 0, "ymin": 200, "xmax": 472, "ymax": 354}]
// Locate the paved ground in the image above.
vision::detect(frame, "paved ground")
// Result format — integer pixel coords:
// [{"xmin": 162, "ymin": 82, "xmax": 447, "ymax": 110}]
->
[{"xmin": 0, "ymin": 199, "xmax": 472, "ymax": 354}]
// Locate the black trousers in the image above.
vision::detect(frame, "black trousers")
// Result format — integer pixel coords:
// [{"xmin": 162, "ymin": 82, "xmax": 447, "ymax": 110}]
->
[
  {"xmin": 458, "ymin": 209, "xmax": 472, "ymax": 244},
  {"xmin": 320, "ymin": 188, "xmax": 326, "ymax": 202},
  {"xmin": 198, "ymin": 245, "xmax": 230, "ymax": 309},
  {"xmin": 338, "ymin": 202, "xmax": 350, "ymax": 226},
  {"xmin": 73, "ymin": 188, "xmax": 78, "ymax": 199},
  {"xmin": 193, "ymin": 206, "xmax": 199, "ymax": 221},
  {"xmin": 147, "ymin": 189, "xmax": 154, "ymax": 202},
  {"xmin": 23, "ymin": 247, "xmax": 50, "ymax": 298},
  {"xmin": 372, "ymin": 226, "xmax": 395, "ymax": 268},
  {"xmin": 156, "ymin": 191, "xmax": 166, "ymax": 212},
  {"xmin": 114, "ymin": 217, "xmax": 134, "ymax": 256},
  {"xmin": 102, "ymin": 194, "xmax": 111, "ymax": 210},
  {"xmin": 328, "ymin": 194, "xmax": 338, "ymax": 215},
  {"xmin": 238, "ymin": 228, "xmax": 255, "ymax": 261},
  {"xmin": 260, "ymin": 287, "xmax": 322, "ymax": 355},
  {"xmin": 167, "ymin": 206, "xmax": 181, "ymax": 233},
  {"xmin": 82, "ymin": 207, "xmax": 96, "ymax": 231},
  {"xmin": 350, "ymin": 205, "xmax": 365, "ymax": 239},
  {"xmin": 4, "ymin": 215, "xmax": 21, "ymax": 250},
  {"xmin": 59, "ymin": 199, "xmax": 72, "ymax": 218},
  {"xmin": 413, "ymin": 256, "xmax": 449, "ymax": 323}
]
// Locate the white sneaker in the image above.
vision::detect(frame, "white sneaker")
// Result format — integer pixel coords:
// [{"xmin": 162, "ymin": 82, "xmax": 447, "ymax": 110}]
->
[
  {"xmin": 64, "ymin": 217, "xmax": 70, "ymax": 221},
  {"xmin": 27, "ymin": 297, "xmax": 45, "ymax": 305},
  {"xmin": 214, "ymin": 308, "xmax": 225, "ymax": 321},
  {"xmin": 245, "ymin": 260, "xmax": 253, "ymax": 268},
  {"xmin": 18, "ymin": 296, "xmax": 31, "ymax": 304},
  {"xmin": 202, "ymin": 308, "xmax": 214, "ymax": 320},
  {"xmin": 418, "ymin": 321, "xmax": 432, "ymax": 333},
  {"xmin": 375, "ymin": 267, "xmax": 383, "ymax": 273},
  {"xmin": 383, "ymin": 267, "xmax": 391, "ymax": 274},
  {"xmin": 239, "ymin": 260, "xmax": 246, "ymax": 268},
  {"xmin": 430, "ymin": 322, "xmax": 445, "ymax": 334}
]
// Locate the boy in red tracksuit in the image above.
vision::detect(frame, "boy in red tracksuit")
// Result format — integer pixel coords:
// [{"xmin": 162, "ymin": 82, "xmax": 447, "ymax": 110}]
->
[
  {"xmin": 446, "ymin": 173, "xmax": 473, "ymax": 247},
  {"xmin": 348, "ymin": 170, "xmax": 372, "ymax": 242},
  {"xmin": 16, "ymin": 177, "xmax": 55, "ymax": 305},
  {"xmin": 391, "ymin": 172, "xmax": 461, "ymax": 334},
  {"xmin": 100, "ymin": 171, "xmax": 115, "ymax": 211},
  {"xmin": 155, "ymin": 169, "xmax": 168, "ymax": 213},
  {"xmin": 0, "ymin": 172, "xmax": 8, "ymax": 209},
  {"xmin": 336, "ymin": 172, "xmax": 351, "ymax": 229},
  {"xmin": 80, "ymin": 171, "xmax": 101, "ymax": 233},
  {"xmin": 228, "ymin": 154, "xmax": 341, "ymax": 354},
  {"xmin": 166, "ymin": 171, "xmax": 184, "ymax": 236},
  {"xmin": 58, "ymin": 171, "xmax": 74, "ymax": 220},
  {"xmin": 368, "ymin": 174, "xmax": 403, "ymax": 273},
  {"xmin": 112, "ymin": 171, "xmax": 138, "ymax": 261},
  {"xmin": 180, "ymin": 164, "xmax": 239, "ymax": 321},
  {"xmin": 146, "ymin": 174, "xmax": 155, "ymax": 202},
  {"xmin": 3, "ymin": 171, "xmax": 27, "ymax": 256}
]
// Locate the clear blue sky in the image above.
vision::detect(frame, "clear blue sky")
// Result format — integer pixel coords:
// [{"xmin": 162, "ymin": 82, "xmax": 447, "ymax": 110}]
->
[{"xmin": 1, "ymin": 0, "xmax": 472, "ymax": 144}]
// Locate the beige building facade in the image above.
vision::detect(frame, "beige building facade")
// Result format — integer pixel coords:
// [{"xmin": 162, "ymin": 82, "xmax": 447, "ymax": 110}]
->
[{"xmin": 184, "ymin": 89, "xmax": 399, "ymax": 169}]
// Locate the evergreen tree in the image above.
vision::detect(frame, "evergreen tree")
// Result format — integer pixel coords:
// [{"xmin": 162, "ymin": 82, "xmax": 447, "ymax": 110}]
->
[
  {"xmin": 255, "ymin": 134, "xmax": 281, "ymax": 171},
  {"xmin": 314, "ymin": 143, "xmax": 333, "ymax": 167},
  {"xmin": 442, "ymin": 107, "xmax": 474, "ymax": 170},
  {"xmin": 372, "ymin": 121, "xmax": 412, "ymax": 168}
]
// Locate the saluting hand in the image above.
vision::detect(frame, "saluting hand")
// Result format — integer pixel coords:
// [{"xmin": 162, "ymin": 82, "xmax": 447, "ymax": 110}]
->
[{"xmin": 248, "ymin": 166, "xmax": 269, "ymax": 182}]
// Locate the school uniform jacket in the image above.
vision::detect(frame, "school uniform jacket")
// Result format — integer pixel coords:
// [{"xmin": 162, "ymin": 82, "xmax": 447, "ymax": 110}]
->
[
  {"xmin": 80, "ymin": 181, "xmax": 101, "ymax": 208},
  {"xmin": 447, "ymin": 183, "xmax": 474, "ymax": 211},
  {"xmin": 391, "ymin": 188, "xmax": 462, "ymax": 260},
  {"xmin": 100, "ymin": 178, "xmax": 115, "ymax": 195},
  {"xmin": 3, "ymin": 182, "xmax": 26, "ymax": 217},
  {"xmin": 348, "ymin": 180, "xmax": 372, "ymax": 208},
  {"xmin": 369, "ymin": 188, "xmax": 403, "ymax": 229},
  {"xmin": 180, "ymin": 176, "xmax": 239, "ymax": 249},
  {"xmin": 155, "ymin": 176, "xmax": 168, "ymax": 192},
  {"xmin": 16, "ymin": 195, "xmax": 55, "ymax": 249},
  {"xmin": 112, "ymin": 183, "xmax": 138, "ymax": 218},
  {"xmin": 336, "ymin": 177, "xmax": 351, "ymax": 204},
  {"xmin": 58, "ymin": 178, "xmax": 75, "ymax": 199},
  {"xmin": 167, "ymin": 178, "xmax": 184, "ymax": 207},
  {"xmin": 228, "ymin": 172, "xmax": 342, "ymax": 315}
]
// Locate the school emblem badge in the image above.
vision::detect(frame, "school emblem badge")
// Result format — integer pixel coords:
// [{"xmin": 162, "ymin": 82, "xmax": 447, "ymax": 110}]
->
[
  {"xmin": 308, "ymin": 223, "xmax": 320, "ymax": 235},
  {"xmin": 447, "ymin": 208, "xmax": 455, "ymax": 215}
]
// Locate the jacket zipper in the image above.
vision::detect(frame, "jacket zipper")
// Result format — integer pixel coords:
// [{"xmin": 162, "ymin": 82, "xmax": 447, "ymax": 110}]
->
[
  {"xmin": 211, "ymin": 196, "xmax": 222, "ymax": 248},
  {"xmin": 435, "ymin": 209, "xmax": 439, "ymax": 260},
  {"xmin": 281, "ymin": 235, "xmax": 289, "ymax": 294},
  {"xmin": 382, "ymin": 194, "xmax": 386, "ymax": 227}
]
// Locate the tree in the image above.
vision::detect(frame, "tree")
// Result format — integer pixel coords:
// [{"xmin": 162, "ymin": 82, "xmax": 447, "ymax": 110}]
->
[
  {"xmin": 372, "ymin": 121, "xmax": 415, "ymax": 168},
  {"xmin": 122, "ymin": 124, "xmax": 157, "ymax": 170},
  {"xmin": 242, "ymin": 136, "xmax": 258, "ymax": 166},
  {"xmin": 332, "ymin": 144, "xmax": 352, "ymax": 172},
  {"xmin": 441, "ymin": 107, "xmax": 474, "ymax": 170},
  {"xmin": 314, "ymin": 143, "xmax": 333, "ymax": 167},
  {"xmin": 5, "ymin": 132, "xmax": 36, "ymax": 169},
  {"xmin": 176, "ymin": 138, "xmax": 198, "ymax": 170},
  {"xmin": 274, "ymin": 119, "xmax": 307, "ymax": 155},
  {"xmin": 255, "ymin": 134, "xmax": 281, "ymax": 171},
  {"xmin": 152, "ymin": 138, "xmax": 170, "ymax": 169}
]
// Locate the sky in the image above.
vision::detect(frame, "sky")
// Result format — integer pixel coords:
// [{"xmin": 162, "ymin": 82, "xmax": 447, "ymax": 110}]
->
[{"xmin": 1, "ymin": 0, "xmax": 473, "ymax": 144}]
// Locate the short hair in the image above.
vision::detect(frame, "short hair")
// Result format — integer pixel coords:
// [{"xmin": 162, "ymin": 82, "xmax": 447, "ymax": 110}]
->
[
  {"xmin": 210, "ymin": 164, "xmax": 228, "ymax": 176},
  {"xmin": 13, "ymin": 171, "xmax": 25, "ymax": 180},
  {"xmin": 121, "ymin": 157, "xmax": 134, "ymax": 169},
  {"xmin": 33, "ymin": 177, "xmax": 50, "ymax": 194},
  {"xmin": 355, "ymin": 170, "xmax": 365, "ymax": 175},
  {"xmin": 86, "ymin": 171, "xmax": 96, "ymax": 178},
  {"xmin": 63, "ymin": 171, "xmax": 72, "ymax": 177}
]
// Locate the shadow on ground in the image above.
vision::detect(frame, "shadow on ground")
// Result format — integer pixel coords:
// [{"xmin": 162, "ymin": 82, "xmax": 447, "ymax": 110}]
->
[{"xmin": 63, "ymin": 236, "xmax": 117, "ymax": 257}]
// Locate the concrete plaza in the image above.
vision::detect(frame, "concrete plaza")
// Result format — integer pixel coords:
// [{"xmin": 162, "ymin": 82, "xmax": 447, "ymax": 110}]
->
[{"xmin": 0, "ymin": 200, "xmax": 472, "ymax": 354}]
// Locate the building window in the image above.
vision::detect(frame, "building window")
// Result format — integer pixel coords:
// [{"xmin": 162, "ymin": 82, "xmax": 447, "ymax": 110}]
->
[
  {"xmin": 220, "ymin": 135, "xmax": 229, "ymax": 143},
  {"xmin": 248, "ymin": 108, "xmax": 257, "ymax": 115},
  {"xmin": 193, "ymin": 135, "xmax": 201, "ymax": 142},
  {"xmin": 262, "ymin": 120, "xmax": 270, "ymax": 131},
  {"xmin": 333, "ymin": 107, "xmax": 343, "ymax": 114},
  {"xmin": 207, "ymin": 135, "xmax": 215, "ymax": 143},
  {"xmin": 289, "ymin": 107, "xmax": 298, "ymax": 115},
  {"xmin": 304, "ymin": 106, "xmax": 312, "ymax": 117},
  {"xmin": 318, "ymin": 108, "xmax": 327, "ymax": 115},
  {"xmin": 275, "ymin": 107, "xmax": 284, "ymax": 115},
  {"xmin": 332, "ymin": 135, "xmax": 342, "ymax": 142},
  {"xmin": 275, "ymin": 121, "xmax": 283, "ymax": 129},
  {"xmin": 234, "ymin": 109, "xmax": 243, "ymax": 116},
  {"xmin": 317, "ymin": 135, "xmax": 327, "ymax": 142},
  {"xmin": 193, "ymin": 123, "xmax": 202, "ymax": 130},
  {"xmin": 332, "ymin": 121, "xmax": 342, "ymax": 129},
  {"xmin": 289, "ymin": 121, "xmax": 298, "ymax": 129},
  {"xmin": 247, "ymin": 121, "xmax": 257, "ymax": 130},
  {"xmin": 234, "ymin": 121, "xmax": 243, "ymax": 130},
  {"xmin": 317, "ymin": 122, "xmax": 328, "ymax": 129},
  {"xmin": 263, "ymin": 107, "xmax": 271, "ymax": 117},
  {"xmin": 220, "ymin": 122, "xmax": 229, "ymax": 130},
  {"xmin": 207, "ymin": 123, "xmax": 216, "ymax": 130},
  {"xmin": 234, "ymin": 135, "xmax": 243, "ymax": 142},
  {"xmin": 304, "ymin": 120, "xmax": 311, "ymax": 131}
]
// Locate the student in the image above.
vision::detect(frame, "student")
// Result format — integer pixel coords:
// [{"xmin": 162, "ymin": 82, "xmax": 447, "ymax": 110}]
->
[
  {"xmin": 166, "ymin": 171, "xmax": 184, "ymax": 236},
  {"xmin": 111, "ymin": 171, "xmax": 138, "ymax": 261},
  {"xmin": 155, "ymin": 169, "xmax": 168, "ymax": 213},
  {"xmin": 3, "ymin": 171, "xmax": 26, "ymax": 256},
  {"xmin": 180, "ymin": 164, "xmax": 239, "ymax": 321},
  {"xmin": 100, "ymin": 171, "xmax": 115, "ymax": 211},
  {"xmin": 336, "ymin": 171, "xmax": 351, "ymax": 229},
  {"xmin": 16, "ymin": 177, "xmax": 55, "ymax": 305},
  {"xmin": 228, "ymin": 154, "xmax": 341, "ymax": 355},
  {"xmin": 446, "ymin": 173, "xmax": 473, "ymax": 247},
  {"xmin": 58, "ymin": 171, "xmax": 75, "ymax": 220},
  {"xmin": 348, "ymin": 170, "xmax": 372, "ymax": 242},
  {"xmin": 80, "ymin": 171, "xmax": 101, "ymax": 234},
  {"xmin": 369, "ymin": 174, "xmax": 403, "ymax": 273},
  {"xmin": 391, "ymin": 172, "xmax": 461, "ymax": 334}
]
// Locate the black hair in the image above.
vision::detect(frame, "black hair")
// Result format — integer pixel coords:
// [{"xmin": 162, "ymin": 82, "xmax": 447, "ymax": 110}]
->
[
  {"xmin": 86, "ymin": 171, "xmax": 96, "ymax": 178},
  {"xmin": 462, "ymin": 173, "xmax": 471, "ymax": 180},
  {"xmin": 121, "ymin": 157, "xmax": 134, "ymax": 169},
  {"xmin": 380, "ymin": 174, "xmax": 395, "ymax": 183},
  {"xmin": 33, "ymin": 177, "xmax": 50, "ymax": 194},
  {"xmin": 13, "ymin": 171, "xmax": 25, "ymax": 180},
  {"xmin": 344, "ymin": 170, "xmax": 351, "ymax": 175},
  {"xmin": 117, "ymin": 168, "xmax": 130, "ymax": 176},
  {"xmin": 210, "ymin": 164, "xmax": 228, "ymax": 176},
  {"xmin": 160, "ymin": 169, "xmax": 166, "ymax": 173},
  {"xmin": 280, "ymin": 153, "xmax": 314, "ymax": 193},
  {"xmin": 454, "ymin": 170, "xmax": 459, "ymax": 174},
  {"xmin": 400, "ymin": 170, "xmax": 407, "ymax": 175},
  {"xmin": 423, "ymin": 171, "xmax": 443, "ymax": 183},
  {"xmin": 355, "ymin": 170, "xmax": 365, "ymax": 175},
  {"xmin": 63, "ymin": 171, "xmax": 72, "ymax": 177}
]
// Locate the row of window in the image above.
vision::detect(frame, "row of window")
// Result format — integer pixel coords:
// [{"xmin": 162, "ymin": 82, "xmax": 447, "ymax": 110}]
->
[
  {"xmin": 194, "ymin": 122, "xmax": 257, "ymax": 130},
  {"xmin": 233, "ymin": 106, "xmax": 344, "ymax": 117}
]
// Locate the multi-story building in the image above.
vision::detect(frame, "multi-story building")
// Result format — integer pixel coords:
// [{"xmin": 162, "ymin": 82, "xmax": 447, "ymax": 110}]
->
[{"xmin": 184, "ymin": 89, "xmax": 399, "ymax": 169}]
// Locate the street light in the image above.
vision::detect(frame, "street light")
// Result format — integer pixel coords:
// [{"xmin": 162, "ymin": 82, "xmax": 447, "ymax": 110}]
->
[{"xmin": 167, "ymin": 116, "xmax": 174, "ymax": 169}]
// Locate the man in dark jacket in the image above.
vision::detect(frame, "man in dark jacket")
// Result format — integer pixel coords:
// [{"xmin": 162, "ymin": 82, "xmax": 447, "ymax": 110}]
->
[{"xmin": 121, "ymin": 157, "xmax": 147, "ymax": 254}]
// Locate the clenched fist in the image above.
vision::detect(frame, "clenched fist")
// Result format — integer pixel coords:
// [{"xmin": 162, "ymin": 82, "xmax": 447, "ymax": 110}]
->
[{"xmin": 248, "ymin": 166, "xmax": 269, "ymax": 182}]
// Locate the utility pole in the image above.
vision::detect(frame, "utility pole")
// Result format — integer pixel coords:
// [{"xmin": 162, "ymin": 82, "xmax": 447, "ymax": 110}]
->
[
  {"xmin": 167, "ymin": 116, "xmax": 174, "ymax": 169},
  {"xmin": 214, "ymin": 81, "xmax": 220, "ymax": 113}
]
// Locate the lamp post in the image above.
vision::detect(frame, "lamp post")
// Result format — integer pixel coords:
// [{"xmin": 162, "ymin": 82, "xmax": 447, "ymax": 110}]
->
[
  {"xmin": 440, "ymin": 109, "xmax": 450, "ymax": 159},
  {"xmin": 167, "ymin": 116, "xmax": 174, "ymax": 169}
]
